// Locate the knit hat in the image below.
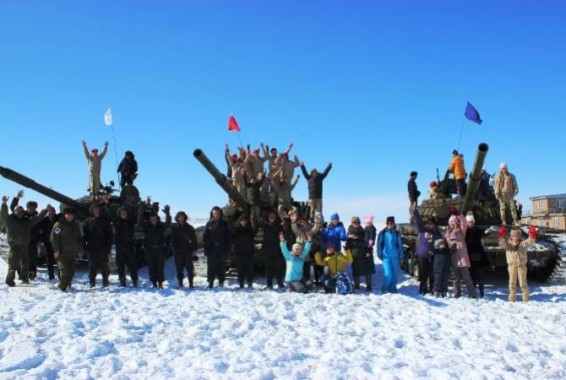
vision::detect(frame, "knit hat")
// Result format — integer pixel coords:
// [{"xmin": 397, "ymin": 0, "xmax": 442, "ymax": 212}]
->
[
  {"xmin": 429, "ymin": 181, "xmax": 437, "ymax": 188},
  {"xmin": 330, "ymin": 213, "xmax": 340, "ymax": 221},
  {"xmin": 386, "ymin": 216, "xmax": 395, "ymax": 224},
  {"xmin": 364, "ymin": 214, "xmax": 375, "ymax": 223},
  {"xmin": 292, "ymin": 243, "xmax": 302, "ymax": 251},
  {"xmin": 448, "ymin": 215, "xmax": 459, "ymax": 225},
  {"xmin": 434, "ymin": 239, "xmax": 446, "ymax": 249},
  {"xmin": 499, "ymin": 162, "xmax": 508, "ymax": 170},
  {"xmin": 465, "ymin": 213, "xmax": 475, "ymax": 223},
  {"xmin": 452, "ymin": 149, "xmax": 458, "ymax": 155},
  {"xmin": 351, "ymin": 216, "xmax": 361, "ymax": 224}
]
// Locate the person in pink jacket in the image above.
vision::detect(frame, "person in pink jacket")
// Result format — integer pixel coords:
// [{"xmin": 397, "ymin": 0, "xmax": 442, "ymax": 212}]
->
[{"xmin": 444, "ymin": 209, "xmax": 477, "ymax": 299}]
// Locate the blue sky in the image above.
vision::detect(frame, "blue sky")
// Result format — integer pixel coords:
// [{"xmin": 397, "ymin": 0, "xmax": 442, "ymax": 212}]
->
[{"xmin": 1, "ymin": 1, "xmax": 565, "ymax": 226}]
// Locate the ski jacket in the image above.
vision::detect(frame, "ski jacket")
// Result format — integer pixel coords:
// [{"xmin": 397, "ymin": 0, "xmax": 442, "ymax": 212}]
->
[
  {"xmin": 448, "ymin": 154, "xmax": 466, "ymax": 180},
  {"xmin": 281, "ymin": 240, "xmax": 311, "ymax": 282},
  {"xmin": 444, "ymin": 214, "xmax": 470, "ymax": 268},
  {"xmin": 315, "ymin": 250, "xmax": 353, "ymax": 278},
  {"xmin": 323, "ymin": 222, "xmax": 347, "ymax": 252},
  {"xmin": 413, "ymin": 208, "xmax": 442, "ymax": 258},
  {"xmin": 499, "ymin": 236, "xmax": 535, "ymax": 266},
  {"xmin": 377, "ymin": 228, "xmax": 403, "ymax": 261}
]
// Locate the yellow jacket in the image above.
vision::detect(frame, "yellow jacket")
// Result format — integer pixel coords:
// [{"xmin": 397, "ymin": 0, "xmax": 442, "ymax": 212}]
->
[{"xmin": 314, "ymin": 250, "xmax": 353, "ymax": 278}]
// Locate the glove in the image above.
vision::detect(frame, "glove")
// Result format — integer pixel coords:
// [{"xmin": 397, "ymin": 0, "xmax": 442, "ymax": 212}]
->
[
  {"xmin": 498, "ymin": 225, "xmax": 506, "ymax": 238},
  {"xmin": 448, "ymin": 205, "xmax": 459, "ymax": 215},
  {"xmin": 528, "ymin": 225, "xmax": 537, "ymax": 240}
]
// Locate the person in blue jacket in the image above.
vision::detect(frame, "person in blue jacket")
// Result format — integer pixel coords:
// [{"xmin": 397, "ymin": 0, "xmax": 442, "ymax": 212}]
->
[
  {"xmin": 377, "ymin": 216, "xmax": 404, "ymax": 294},
  {"xmin": 323, "ymin": 213, "xmax": 347, "ymax": 252},
  {"xmin": 279, "ymin": 231, "xmax": 312, "ymax": 293}
]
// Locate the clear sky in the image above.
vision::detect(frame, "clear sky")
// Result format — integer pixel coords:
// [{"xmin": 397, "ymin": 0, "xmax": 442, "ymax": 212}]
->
[{"xmin": 1, "ymin": 1, "xmax": 565, "ymax": 226}]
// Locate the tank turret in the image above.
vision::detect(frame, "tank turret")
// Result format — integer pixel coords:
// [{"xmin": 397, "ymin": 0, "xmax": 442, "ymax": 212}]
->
[{"xmin": 398, "ymin": 143, "xmax": 561, "ymax": 282}]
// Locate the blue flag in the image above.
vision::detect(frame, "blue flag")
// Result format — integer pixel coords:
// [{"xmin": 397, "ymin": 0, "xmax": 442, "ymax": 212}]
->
[{"xmin": 464, "ymin": 102, "xmax": 482, "ymax": 124}]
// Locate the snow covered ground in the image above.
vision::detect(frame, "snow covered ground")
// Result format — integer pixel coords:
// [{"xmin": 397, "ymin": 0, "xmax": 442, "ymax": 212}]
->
[{"xmin": 0, "ymin": 235, "xmax": 565, "ymax": 380}]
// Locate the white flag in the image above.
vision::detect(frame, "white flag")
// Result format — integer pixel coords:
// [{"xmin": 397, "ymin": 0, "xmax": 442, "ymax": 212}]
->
[{"xmin": 104, "ymin": 108, "xmax": 113, "ymax": 127}]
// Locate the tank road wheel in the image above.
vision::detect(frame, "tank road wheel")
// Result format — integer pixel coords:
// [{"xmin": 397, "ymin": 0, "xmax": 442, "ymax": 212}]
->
[{"xmin": 528, "ymin": 257, "xmax": 561, "ymax": 283}]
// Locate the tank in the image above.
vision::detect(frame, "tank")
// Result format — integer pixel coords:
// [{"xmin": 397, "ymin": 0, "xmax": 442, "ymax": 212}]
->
[
  {"xmin": 193, "ymin": 148, "xmax": 309, "ymax": 269},
  {"xmin": 0, "ymin": 164, "xmax": 161, "ymax": 265},
  {"xmin": 398, "ymin": 143, "xmax": 561, "ymax": 282}
]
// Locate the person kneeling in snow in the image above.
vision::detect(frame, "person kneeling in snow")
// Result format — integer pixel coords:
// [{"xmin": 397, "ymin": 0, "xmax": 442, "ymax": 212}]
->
[
  {"xmin": 314, "ymin": 244, "xmax": 354, "ymax": 294},
  {"xmin": 498, "ymin": 225, "xmax": 536, "ymax": 302},
  {"xmin": 279, "ymin": 232, "xmax": 312, "ymax": 293}
]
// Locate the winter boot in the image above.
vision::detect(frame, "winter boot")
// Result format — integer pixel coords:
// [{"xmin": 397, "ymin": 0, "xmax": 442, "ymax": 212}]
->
[
  {"xmin": 157, "ymin": 281, "xmax": 163, "ymax": 289},
  {"xmin": 508, "ymin": 292, "xmax": 517, "ymax": 302},
  {"xmin": 119, "ymin": 278, "xmax": 127, "ymax": 287},
  {"xmin": 178, "ymin": 278, "xmax": 184, "ymax": 288},
  {"xmin": 152, "ymin": 281, "xmax": 158, "ymax": 288},
  {"xmin": 89, "ymin": 280, "xmax": 96, "ymax": 288},
  {"xmin": 188, "ymin": 276, "xmax": 194, "ymax": 289},
  {"xmin": 102, "ymin": 277, "xmax": 110, "ymax": 287},
  {"xmin": 479, "ymin": 285, "xmax": 485, "ymax": 298},
  {"xmin": 132, "ymin": 279, "xmax": 138, "ymax": 288}
]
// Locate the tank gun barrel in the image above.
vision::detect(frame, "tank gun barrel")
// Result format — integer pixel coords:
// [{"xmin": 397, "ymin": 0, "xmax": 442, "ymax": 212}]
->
[
  {"xmin": 0, "ymin": 165, "xmax": 88, "ymax": 214},
  {"xmin": 461, "ymin": 143, "xmax": 489, "ymax": 214},
  {"xmin": 193, "ymin": 149, "xmax": 250, "ymax": 212}
]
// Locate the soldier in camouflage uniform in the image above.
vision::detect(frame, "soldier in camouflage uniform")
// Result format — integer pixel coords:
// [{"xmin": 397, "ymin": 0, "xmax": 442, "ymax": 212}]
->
[
  {"xmin": 494, "ymin": 162, "xmax": 520, "ymax": 226},
  {"xmin": 83, "ymin": 203, "xmax": 113, "ymax": 287},
  {"xmin": 50, "ymin": 207, "xmax": 83, "ymax": 292},
  {"xmin": 82, "ymin": 140, "xmax": 109, "ymax": 199},
  {"xmin": 1, "ymin": 196, "xmax": 47, "ymax": 286}
]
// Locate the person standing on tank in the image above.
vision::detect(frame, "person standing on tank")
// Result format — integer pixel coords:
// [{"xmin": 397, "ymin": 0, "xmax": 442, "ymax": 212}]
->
[{"xmin": 82, "ymin": 140, "xmax": 109, "ymax": 199}]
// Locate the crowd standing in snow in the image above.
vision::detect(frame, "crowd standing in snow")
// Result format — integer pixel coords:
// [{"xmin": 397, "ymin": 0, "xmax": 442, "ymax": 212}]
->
[{"xmin": 0, "ymin": 141, "xmax": 543, "ymax": 304}]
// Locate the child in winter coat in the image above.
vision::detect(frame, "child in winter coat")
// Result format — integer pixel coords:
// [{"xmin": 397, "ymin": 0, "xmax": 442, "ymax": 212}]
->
[
  {"xmin": 445, "ymin": 210, "xmax": 477, "ymax": 299},
  {"xmin": 432, "ymin": 238, "xmax": 451, "ymax": 297},
  {"xmin": 499, "ymin": 225, "xmax": 536, "ymax": 302},
  {"xmin": 314, "ymin": 245, "xmax": 354, "ymax": 294},
  {"xmin": 280, "ymin": 232, "xmax": 312, "ymax": 293}
]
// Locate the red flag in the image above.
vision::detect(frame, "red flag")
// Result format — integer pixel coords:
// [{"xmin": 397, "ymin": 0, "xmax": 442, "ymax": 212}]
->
[{"xmin": 228, "ymin": 116, "xmax": 241, "ymax": 132}]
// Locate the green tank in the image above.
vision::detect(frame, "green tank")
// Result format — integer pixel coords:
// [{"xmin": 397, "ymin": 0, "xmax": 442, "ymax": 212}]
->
[
  {"xmin": 0, "ymin": 164, "xmax": 162, "ymax": 265},
  {"xmin": 398, "ymin": 143, "xmax": 561, "ymax": 282}
]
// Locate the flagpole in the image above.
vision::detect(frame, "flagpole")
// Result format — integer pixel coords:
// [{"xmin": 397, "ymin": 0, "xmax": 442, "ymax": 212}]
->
[
  {"xmin": 110, "ymin": 124, "xmax": 120, "ymax": 186},
  {"xmin": 456, "ymin": 117, "xmax": 466, "ymax": 151}
]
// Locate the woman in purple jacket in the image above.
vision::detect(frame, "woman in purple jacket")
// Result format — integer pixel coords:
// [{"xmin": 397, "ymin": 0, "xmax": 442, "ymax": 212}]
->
[{"xmin": 412, "ymin": 207, "xmax": 442, "ymax": 295}]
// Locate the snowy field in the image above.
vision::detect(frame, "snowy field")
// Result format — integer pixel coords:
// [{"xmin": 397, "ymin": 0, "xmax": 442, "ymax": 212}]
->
[{"xmin": 0, "ymin": 235, "xmax": 565, "ymax": 380}]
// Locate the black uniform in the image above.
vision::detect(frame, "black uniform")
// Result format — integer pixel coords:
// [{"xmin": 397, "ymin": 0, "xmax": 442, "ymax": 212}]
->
[
  {"xmin": 113, "ymin": 207, "xmax": 139, "ymax": 287},
  {"xmin": 38, "ymin": 212, "xmax": 60, "ymax": 280},
  {"xmin": 143, "ymin": 215, "xmax": 171, "ymax": 288},
  {"xmin": 83, "ymin": 212, "xmax": 113, "ymax": 287},
  {"xmin": 203, "ymin": 207, "xmax": 230, "ymax": 288},
  {"xmin": 466, "ymin": 225, "xmax": 489, "ymax": 297},
  {"xmin": 230, "ymin": 216, "xmax": 255, "ymax": 288},
  {"xmin": 170, "ymin": 221, "xmax": 198, "ymax": 287},
  {"xmin": 262, "ymin": 217, "xmax": 285, "ymax": 288}
]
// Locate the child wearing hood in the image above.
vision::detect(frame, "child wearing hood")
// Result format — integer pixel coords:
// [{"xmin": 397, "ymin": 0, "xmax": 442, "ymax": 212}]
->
[
  {"xmin": 445, "ymin": 209, "xmax": 477, "ymax": 299},
  {"xmin": 499, "ymin": 225, "xmax": 537, "ymax": 302}
]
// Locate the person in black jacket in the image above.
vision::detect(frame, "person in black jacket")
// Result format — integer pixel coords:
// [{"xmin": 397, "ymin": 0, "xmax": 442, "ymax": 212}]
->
[
  {"xmin": 465, "ymin": 212, "xmax": 489, "ymax": 297},
  {"xmin": 38, "ymin": 205, "xmax": 60, "ymax": 280},
  {"xmin": 140, "ymin": 205, "xmax": 171, "ymax": 288},
  {"xmin": 113, "ymin": 206, "xmax": 139, "ymax": 287},
  {"xmin": 300, "ymin": 161, "xmax": 332, "ymax": 222},
  {"xmin": 203, "ymin": 206, "xmax": 230, "ymax": 288},
  {"xmin": 230, "ymin": 214, "xmax": 256, "ymax": 288},
  {"xmin": 83, "ymin": 203, "xmax": 113, "ymax": 287},
  {"xmin": 117, "ymin": 151, "xmax": 138, "ymax": 188},
  {"xmin": 169, "ymin": 211, "xmax": 198, "ymax": 288},
  {"xmin": 408, "ymin": 171, "xmax": 420, "ymax": 222},
  {"xmin": 262, "ymin": 210, "xmax": 285, "ymax": 289}
]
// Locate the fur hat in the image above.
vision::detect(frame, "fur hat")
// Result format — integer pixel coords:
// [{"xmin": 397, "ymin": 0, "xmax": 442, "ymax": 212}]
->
[
  {"xmin": 510, "ymin": 229, "xmax": 521, "ymax": 238},
  {"xmin": 386, "ymin": 216, "xmax": 395, "ymax": 224},
  {"xmin": 364, "ymin": 214, "xmax": 375, "ymax": 223},
  {"xmin": 434, "ymin": 239, "xmax": 446, "ymax": 249},
  {"xmin": 499, "ymin": 162, "xmax": 508, "ymax": 170},
  {"xmin": 448, "ymin": 215, "xmax": 459, "ymax": 225},
  {"xmin": 465, "ymin": 212, "xmax": 475, "ymax": 223},
  {"xmin": 330, "ymin": 213, "xmax": 340, "ymax": 221},
  {"xmin": 62, "ymin": 207, "xmax": 76, "ymax": 215}
]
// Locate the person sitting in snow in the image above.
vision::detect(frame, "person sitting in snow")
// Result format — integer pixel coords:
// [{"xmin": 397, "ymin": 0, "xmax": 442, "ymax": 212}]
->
[
  {"xmin": 314, "ymin": 244, "xmax": 354, "ymax": 294},
  {"xmin": 498, "ymin": 225, "xmax": 536, "ymax": 302},
  {"xmin": 279, "ymin": 231, "xmax": 312, "ymax": 293}
]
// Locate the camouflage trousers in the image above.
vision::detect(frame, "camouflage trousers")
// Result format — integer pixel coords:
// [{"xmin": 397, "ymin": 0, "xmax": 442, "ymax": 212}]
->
[
  {"xmin": 307, "ymin": 198, "xmax": 323, "ymax": 221},
  {"xmin": 58, "ymin": 255, "xmax": 77, "ymax": 291},
  {"xmin": 6, "ymin": 245, "xmax": 29, "ymax": 284},
  {"xmin": 499, "ymin": 193, "xmax": 518, "ymax": 224},
  {"xmin": 508, "ymin": 263, "xmax": 529, "ymax": 302}
]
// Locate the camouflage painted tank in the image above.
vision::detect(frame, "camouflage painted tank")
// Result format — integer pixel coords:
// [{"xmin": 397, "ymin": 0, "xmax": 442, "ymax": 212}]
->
[{"xmin": 397, "ymin": 143, "xmax": 561, "ymax": 282}]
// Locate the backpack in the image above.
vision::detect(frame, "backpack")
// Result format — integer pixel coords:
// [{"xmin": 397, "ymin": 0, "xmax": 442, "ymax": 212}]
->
[{"xmin": 335, "ymin": 272, "xmax": 354, "ymax": 295}]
